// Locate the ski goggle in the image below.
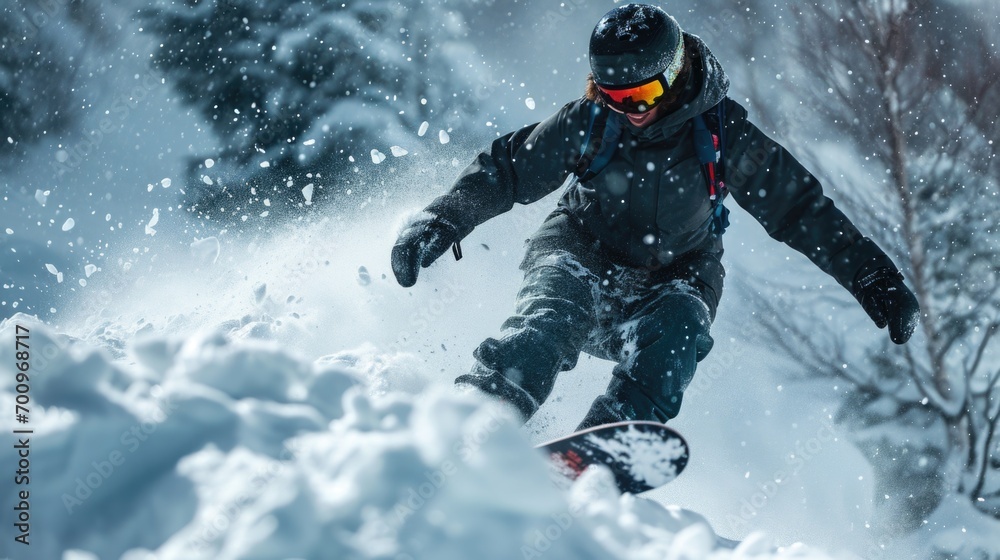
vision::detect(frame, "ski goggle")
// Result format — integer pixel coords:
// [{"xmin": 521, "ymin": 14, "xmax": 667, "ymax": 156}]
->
[{"xmin": 596, "ymin": 74, "xmax": 670, "ymax": 114}]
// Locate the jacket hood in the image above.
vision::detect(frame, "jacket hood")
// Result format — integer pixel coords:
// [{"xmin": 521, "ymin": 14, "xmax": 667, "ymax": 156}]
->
[{"xmin": 585, "ymin": 33, "xmax": 729, "ymax": 142}]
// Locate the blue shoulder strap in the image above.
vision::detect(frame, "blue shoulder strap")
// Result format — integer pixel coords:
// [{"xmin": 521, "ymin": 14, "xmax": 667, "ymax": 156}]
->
[{"xmin": 575, "ymin": 103, "xmax": 624, "ymax": 182}]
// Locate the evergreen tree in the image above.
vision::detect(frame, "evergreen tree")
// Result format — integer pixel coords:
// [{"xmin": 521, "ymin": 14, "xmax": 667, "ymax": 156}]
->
[
  {"xmin": 0, "ymin": 2, "xmax": 77, "ymax": 159},
  {"xmin": 142, "ymin": 0, "xmax": 486, "ymax": 223}
]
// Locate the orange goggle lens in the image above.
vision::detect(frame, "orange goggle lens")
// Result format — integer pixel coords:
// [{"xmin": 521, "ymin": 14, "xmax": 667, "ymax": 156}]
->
[{"xmin": 596, "ymin": 75, "xmax": 667, "ymax": 113}]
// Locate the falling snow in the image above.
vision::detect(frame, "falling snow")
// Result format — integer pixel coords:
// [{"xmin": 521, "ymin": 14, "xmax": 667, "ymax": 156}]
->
[
  {"xmin": 145, "ymin": 208, "xmax": 160, "ymax": 235},
  {"xmin": 0, "ymin": 3, "xmax": 996, "ymax": 558}
]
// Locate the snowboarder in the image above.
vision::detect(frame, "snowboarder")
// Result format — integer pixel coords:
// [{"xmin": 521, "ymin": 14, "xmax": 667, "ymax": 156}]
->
[{"xmin": 390, "ymin": 4, "xmax": 920, "ymax": 430}]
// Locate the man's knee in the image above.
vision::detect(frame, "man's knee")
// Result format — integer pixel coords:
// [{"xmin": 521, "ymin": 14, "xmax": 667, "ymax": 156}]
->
[
  {"xmin": 630, "ymin": 295, "xmax": 712, "ymax": 358},
  {"xmin": 614, "ymin": 296, "xmax": 714, "ymax": 411},
  {"xmin": 695, "ymin": 332, "xmax": 714, "ymax": 362}
]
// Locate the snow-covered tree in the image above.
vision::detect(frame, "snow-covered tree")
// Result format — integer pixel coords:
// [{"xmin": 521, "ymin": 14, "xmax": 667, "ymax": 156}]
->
[
  {"xmin": 142, "ymin": 0, "xmax": 487, "ymax": 223},
  {"xmin": 0, "ymin": 3, "xmax": 77, "ymax": 158},
  {"xmin": 744, "ymin": 0, "xmax": 999, "ymax": 549},
  {"xmin": 1, "ymin": 0, "xmax": 120, "ymax": 161}
]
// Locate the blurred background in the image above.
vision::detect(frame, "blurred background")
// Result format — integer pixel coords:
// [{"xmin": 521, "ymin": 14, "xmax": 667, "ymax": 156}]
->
[{"xmin": 2, "ymin": 0, "xmax": 999, "ymax": 557}]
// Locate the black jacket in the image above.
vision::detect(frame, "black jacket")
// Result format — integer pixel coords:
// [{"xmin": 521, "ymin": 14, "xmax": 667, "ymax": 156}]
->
[{"xmin": 424, "ymin": 34, "xmax": 896, "ymax": 295}]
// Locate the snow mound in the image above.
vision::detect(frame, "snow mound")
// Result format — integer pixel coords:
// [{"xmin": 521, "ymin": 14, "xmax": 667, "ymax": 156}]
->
[{"xmin": 0, "ymin": 315, "xmax": 841, "ymax": 560}]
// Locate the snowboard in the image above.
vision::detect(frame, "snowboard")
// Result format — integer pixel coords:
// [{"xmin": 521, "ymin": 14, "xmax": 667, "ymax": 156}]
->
[{"xmin": 536, "ymin": 421, "xmax": 689, "ymax": 494}]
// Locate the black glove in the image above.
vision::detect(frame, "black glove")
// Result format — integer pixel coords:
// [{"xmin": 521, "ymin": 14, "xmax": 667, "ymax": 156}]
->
[
  {"xmin": 391, "ymin": 216, "xmax": 460, "ymax": 287},
  {"xmin": 852, "ymin": 266, "xmax": 920, "ymax": 344}
]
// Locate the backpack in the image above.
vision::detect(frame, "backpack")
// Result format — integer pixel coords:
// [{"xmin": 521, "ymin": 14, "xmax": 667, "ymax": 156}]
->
[{"xmin": 573, "ymin": 101, "xmax": 731, "ymax": 235}]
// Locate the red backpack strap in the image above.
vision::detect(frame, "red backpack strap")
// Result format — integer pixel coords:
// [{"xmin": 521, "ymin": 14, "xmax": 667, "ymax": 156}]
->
[{"xmin": 692, "ymin": 102, "xmax": 729, "ymax": 234}]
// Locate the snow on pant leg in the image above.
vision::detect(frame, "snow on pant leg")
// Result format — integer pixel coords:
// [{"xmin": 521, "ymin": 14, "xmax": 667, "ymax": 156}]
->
[
  {"xmin": 577, "ymin": 290, "xmax": 713, "ymax": 429},
  {"xmin": 455, "ymin": 254, "xmax": 597, "ymax": 423}
]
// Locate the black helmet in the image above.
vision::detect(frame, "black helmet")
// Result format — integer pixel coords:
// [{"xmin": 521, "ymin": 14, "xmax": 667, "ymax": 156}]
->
[{"xmin": 589, "ymin": 4, "xmax": 685, "ymax": 87}]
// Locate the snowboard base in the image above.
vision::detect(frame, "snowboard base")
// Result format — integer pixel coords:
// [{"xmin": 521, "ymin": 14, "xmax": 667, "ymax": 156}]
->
[{"xmin": 536, "ymin": 421, "xmax": 689, "ymax": 494}]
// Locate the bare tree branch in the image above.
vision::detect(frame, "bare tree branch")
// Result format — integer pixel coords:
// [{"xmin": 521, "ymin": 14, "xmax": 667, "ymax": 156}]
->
[
  {"xmin": 751, "ymin": 0, "xmax": 999, "ymax": 525},
  {"xmin": 966, "ymin": 319, "xmax": 1000, "ymax": 380}
]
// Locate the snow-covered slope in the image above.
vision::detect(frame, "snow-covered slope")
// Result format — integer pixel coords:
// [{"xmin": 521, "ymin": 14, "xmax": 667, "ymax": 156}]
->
[{"xmin": 0, "ymin": 314, "xmax": 845, "ymax": 560}]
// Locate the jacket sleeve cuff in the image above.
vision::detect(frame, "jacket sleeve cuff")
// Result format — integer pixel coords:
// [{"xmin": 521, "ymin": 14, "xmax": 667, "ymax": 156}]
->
[
  {"xmin": 829, "ymin": 237, "xmax": 898, "ymax": 294},
  {"xmin": 424, "ymin": 198, "xmax": 477, "ymax": 239}
]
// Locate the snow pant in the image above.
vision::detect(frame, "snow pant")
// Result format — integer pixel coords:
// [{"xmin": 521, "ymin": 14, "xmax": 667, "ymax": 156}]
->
[{"xmin": 454, "ymin": 211, "xmax": 724, "ymax": 430}]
